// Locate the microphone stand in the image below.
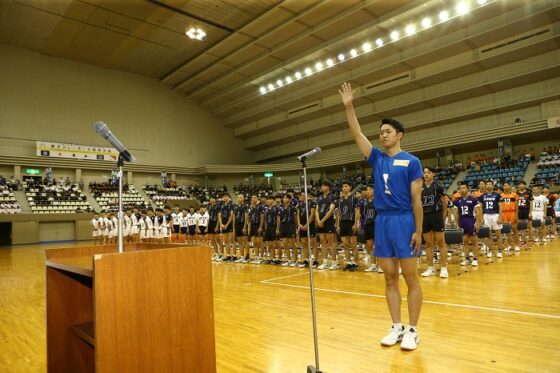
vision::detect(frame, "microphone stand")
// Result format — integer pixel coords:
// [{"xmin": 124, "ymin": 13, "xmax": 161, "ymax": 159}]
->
[
  {"xmin": 299, "ymin": 157, "xmax": 322, "ymax": 373},
  {"xmin": 117, "ymin": 153, "xmax": 125, "ymax": 253}
]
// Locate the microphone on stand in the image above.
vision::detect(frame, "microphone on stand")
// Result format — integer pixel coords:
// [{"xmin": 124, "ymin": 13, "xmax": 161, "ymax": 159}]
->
[
  {"xmin": 93, "ymin": 121, "xmax": 136, "ymax": 162},
  {"xmin": 297, "ymin": 147, "xmax": 322, "ymax": 162}
]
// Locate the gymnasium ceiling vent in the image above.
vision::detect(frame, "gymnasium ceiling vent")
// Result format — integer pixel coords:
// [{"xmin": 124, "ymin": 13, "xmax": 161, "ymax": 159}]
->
[
  {"xmin": 480, "ymin": 28, "xmax": 550, "ymax": 55},
  {"xmin": 287, "ymin": 101, "xmax": 320, "ymax": 119},
  {"xmin": 365, "ymin": 73, "xmax": 411, "ymax": 94}
]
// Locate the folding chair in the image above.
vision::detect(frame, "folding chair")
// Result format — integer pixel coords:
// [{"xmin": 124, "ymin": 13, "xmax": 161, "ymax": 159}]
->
[{"xmin": 445, "ymin": 228, "xmax": 464, "ymax": 263}]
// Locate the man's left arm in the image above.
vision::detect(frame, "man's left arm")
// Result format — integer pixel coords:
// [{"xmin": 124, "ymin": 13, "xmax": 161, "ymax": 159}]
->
[{"xmin": 410, "ymin": 178, "xmax": 423, "ymax": 253}]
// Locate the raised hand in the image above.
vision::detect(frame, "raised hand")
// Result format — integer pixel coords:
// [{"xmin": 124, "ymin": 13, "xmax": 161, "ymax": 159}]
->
[{"xmin": 338, "ymin": 82, "xmax": 355, "ymax": 107}]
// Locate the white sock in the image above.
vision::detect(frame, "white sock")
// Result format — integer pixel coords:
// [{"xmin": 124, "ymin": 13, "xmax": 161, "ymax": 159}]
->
[
  {"xmin": 427, "ymin": 266, "xmax": 434, "ymax": 271},
  {"xmin": 408, "ymin": 325, "xmax": 417, "ymax": 332},
  {"xmin": 393, "ymin": 323, "xmax": 403, "ymax": 330}
]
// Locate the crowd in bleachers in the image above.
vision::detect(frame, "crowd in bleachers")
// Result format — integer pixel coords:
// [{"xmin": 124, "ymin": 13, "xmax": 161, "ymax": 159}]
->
[
  {"xmin": 184, "ymin": 184, "xmax": 228, "ymax": 203},
  {"xmin": 464, "ymin": 157, "xmax": 529, "ymax": 189},
  {"xmin": 0, "ymin": 183, "xmax": 21, "ymax": 214},
  {"xmin": 89, "ymin": 182, "xmax": 148, "ymax": 212},
  {"xmin": 532, "ymin": 148, "xmax": 560, "ymax": 186},
  {"xmin": 143, "ymin": 184, "xmax": 190, "ymax": 208},
  {"xmin": 25, "ymin": 179, "xmax": 91, "ymax": 214}
]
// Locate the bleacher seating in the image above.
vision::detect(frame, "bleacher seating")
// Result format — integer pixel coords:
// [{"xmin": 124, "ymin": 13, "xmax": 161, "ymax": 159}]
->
[
  {"xmin": 0, "ymin": 185, "xmax": 21, "ymax": 214},
  {"xmin": 434, "ymin": 167, "xmax": 459, "ymax": 191},
  {"xmin": 89, "ymin": 182, "xmax": 148, "ymax": 212},
  {"xmin": 143, "ymin": 185, "xmax": 190, "ymax": 208},
  {"xmin": 463, "ymin": 158, "xmax": 529, "ymax": 188},
  {"xmin": 25, "ymin": 182, "xmax": 91, "ymax": 214},
  {"xmin": 532, "ymin": 152, "xmax": 560, "ymax": 186},
  {"xmin": 184, "ymin": 184, "xmax": 228, "ymax": 203}
]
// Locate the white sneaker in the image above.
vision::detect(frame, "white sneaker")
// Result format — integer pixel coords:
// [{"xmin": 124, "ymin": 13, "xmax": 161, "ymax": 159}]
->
[
  {"xmin": 514, "ymin": 246, "xmax": 520, "ymax": 252},
  {"xmin": 497, "ymin": 252, "xmax": 503, "ymax": 258},
  {"xmin": 439, "ymin": 267, "xmax": 448, "ymax": 278},
  {"xmin": 460, "ymin": 259, "xmax": 470, "ymax": 266},
  {"xmin": 486, "ymin": 251, "xmax": 493, "ymax": 258},
  {"xmin": 421, "ymin": 268, "xmax": 436, "ymax": 277},
  {"xmin": 364, "ymin": 264, "xmax": 378, "ymax": 272},
  {"xmin": 377, "ymin": 267, "xmax": 384, "ymax": 273},
  {"xmin": 281, "ymin": 261, "xmax": 290, "ymax": 267},
  {"xmin": 317, "ymin": 263, "xmax": 328, "ymax": 270},
  {"xmin": 289, "ymin": 261, "xmax": 297, "ymax": 267},
  {"xmin": 381, "ymin": 325, "xmax": 404, "ymax": 346},
  {"xmin": 329, "ymin": 263, "xmax": 339, "ymax": 270},
  {"xmin": 471, "ymin": 259, "xmax": 478, "ymax": 266},
  {"xmin": 400, "ymin": 327, "xmax": 419, "ymax": 350}
]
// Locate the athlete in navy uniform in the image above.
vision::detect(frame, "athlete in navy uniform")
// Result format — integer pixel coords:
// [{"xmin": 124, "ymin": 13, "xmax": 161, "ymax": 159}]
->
[{"xmin": 341, "ymin": 82, "xmax": 423, "ymax": 351}]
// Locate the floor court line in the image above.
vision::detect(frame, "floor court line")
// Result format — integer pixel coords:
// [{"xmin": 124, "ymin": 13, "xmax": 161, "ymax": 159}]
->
[
  {"xmin": 260, "ymin": 280, "xmax": 560, "ymax": 320},
  {"xmin": 260, "ymin": 271, "xmax": 309, "ymax": 283}
]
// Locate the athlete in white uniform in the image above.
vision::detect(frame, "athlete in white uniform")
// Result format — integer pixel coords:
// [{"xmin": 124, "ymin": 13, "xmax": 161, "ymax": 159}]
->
[
  {"xmin": 91, "ymin": 212, "xmax": 101, "ymax": 245},
  {"xmin": 171, "ymin": 205, "xmax": 183, "ymax": 241},
  {"xmin": 124, "ymin": 210, "xmax": 132, "ymax": 242},
  {"xmin": 131, "ymin": 209, "xmax": 139, "ymax": 243},
  {"xmin": 197, "ymin": 206, "xmax": 210, "ymax": 243},
  {"xmin": 180, "ymin": 209, "xmax": 189, "ymax": 242},
  {"xmin": 531, "ymin": 185, "xmax": 548, "ymax": 245},
  {"xmin": 186, "ymin": 208, "xmax": 199, "ymax": 244},
  {"xmin": 139, "ymin": 211, "xmax": 147, "ymax": 242},
  {"xmin": 111, "ymin": 214, "xmax": 118, "ymax": 244},
  {"xmin": 145, "ymin": 210, "xmax": 155, "ymax": 243},
  {"xmin": 103, "ymin": 212, "xmax": 111, "ymax": 244}
]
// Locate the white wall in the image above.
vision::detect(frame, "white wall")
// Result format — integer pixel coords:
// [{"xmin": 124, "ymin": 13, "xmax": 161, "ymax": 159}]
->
[{"xmin": 0, "ymin": 44, "xmax": 254, "ymax": 167}]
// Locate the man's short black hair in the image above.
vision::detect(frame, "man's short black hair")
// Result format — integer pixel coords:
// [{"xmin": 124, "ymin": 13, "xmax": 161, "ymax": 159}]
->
[
  {"xmin": 341, "ymin": 180, "xmax": 351, "ymax": 186},
  {"xmin": 424, "ymin": 166, "xmax": 437, "ymax": 173},
  {"xmin": 380, "ymin": 118, "xmax": 405, "ymax": 134},
  {"xmin": 321, "ymin": 180, "xmax": 332, "ymax": 188},
  {"xmin": 518, "ymin": 180, "xmax": 526, "ymax": 185},
  {"xmin": 503, "ymin": 181, "xmax": 511, "ymax": 185},
  {"xmin": 458, "ymin": 181, "xmax": 468, "ymax": 187},
  {"xmin": 485, "ymin": 179, "xmax": 494, "ymax": 184}
]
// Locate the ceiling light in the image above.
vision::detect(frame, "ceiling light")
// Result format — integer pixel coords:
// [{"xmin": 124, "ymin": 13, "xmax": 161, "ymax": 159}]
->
[
  {"xmin": 305, "ymin": 67, "xmax": 312, "ymax": 75},
  {"xmin": 362, "ymin": 42, "xmax": 372, "ymax": 52},
  {"xmin": 338, "ymin": 53, "xmax": 345, "ymax": 61},
  {"xmin": 276, "ymin": 79, "xmax": 283, "ymax": 87},
  {"xmin": 456, "ymin": 1, "xmax": 470, "ymax": 15},
  {"xmin": 390, "ymin": 31, "xmax": 400, "ymax": 40},
  {"xmin": 477, "ymin": 0, "xmax": 487, "ymax": 4},
  {"xmin": 350, "ymin": 49, "xmax": 358, "ymax": 57},
  {"xmin": 295, "ymin": 71, "xmax": 302, "ymax": 79},
  {"xmin": 186, "ymin": 27, "xmax": 206, "ymax": 40},
  {"xmin": 326, "ymin": 58, "xmax": 334, "ymax": 67},
  {"xmin": 315, "ymin": 62, "xmax": 323, "ymax": 70},
  {"xmin": 405, "ymin": 24, "xmax": 416, "ymax": 35},
  {"xmin": 439, "ymin": 10, "xmax": 450, "ymax": 22},
  {"xmin": 259, "ymin": 86, "xmax": 266, "ymax": 94},
  {"xmin": 421, "ymin": 17, "xmax": 432, "ymax": 28},
  {"xmin": 286, "ymin": 76, "xmax": 293, "ymax": 84},
  {"xmin": 268, "ymin": 83, "xmax": 274, "ymax": 90},
  {"xmin": 375, "ymin": 38, "xmax": 384, "ymax": 47}
]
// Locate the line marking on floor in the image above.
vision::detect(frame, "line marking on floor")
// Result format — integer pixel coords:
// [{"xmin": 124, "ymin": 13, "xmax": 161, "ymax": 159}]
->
[{"xmin": 260, "ymin": 278, "xmax": 560, "ymax": 320}]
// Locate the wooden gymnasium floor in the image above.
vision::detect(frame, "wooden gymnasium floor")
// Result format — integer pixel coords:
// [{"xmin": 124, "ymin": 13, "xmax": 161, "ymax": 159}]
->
[{"xmin": 1, "ymin": 239, "xmax": 560, "ymax": 373}]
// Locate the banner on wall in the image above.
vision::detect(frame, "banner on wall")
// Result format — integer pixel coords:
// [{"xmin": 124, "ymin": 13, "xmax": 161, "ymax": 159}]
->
[{"xmin": 36, "ymin": 141, "xmax": 119, "ymax": 161}]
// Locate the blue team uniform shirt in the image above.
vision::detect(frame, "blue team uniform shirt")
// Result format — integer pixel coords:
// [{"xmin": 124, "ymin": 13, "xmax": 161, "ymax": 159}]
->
[
  {"xmin": 367, "ymin": 147, "xmax": 423, "ymax": 213},
  {"xmin": 479, "ymin": 192, "xmax": 501, "ymax": 214},
  {"xmin": 453, "ymin": 196, "xmax": 479, "ymax": 219}
]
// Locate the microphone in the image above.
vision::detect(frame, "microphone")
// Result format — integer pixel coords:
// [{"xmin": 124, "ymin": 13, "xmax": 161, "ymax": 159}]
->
[
  {"xmin": 297, "ymin": 147, "xmax": 322, "ymax": 162},
  {"xmin": 93, "ymin": 121, "xmax": 136, "ymax": 162}
]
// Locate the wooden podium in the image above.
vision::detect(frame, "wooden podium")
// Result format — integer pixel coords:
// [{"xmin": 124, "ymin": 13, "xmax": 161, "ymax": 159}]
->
[{"xmin": 45, "ymin": 244, "xmax": 216, "ymax": 372}]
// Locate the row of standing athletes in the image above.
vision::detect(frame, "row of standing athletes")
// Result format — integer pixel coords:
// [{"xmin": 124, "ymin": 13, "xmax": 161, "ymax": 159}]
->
[
  {"xmin": 90, "ymin": 182, "xmax": 378, "ymax": 271},
  {"xmin": 420, "ymin": 173, "xmax": 557, "ymax": 279}
]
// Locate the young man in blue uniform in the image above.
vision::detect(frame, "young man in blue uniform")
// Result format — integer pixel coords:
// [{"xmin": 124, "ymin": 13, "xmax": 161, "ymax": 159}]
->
[{"xmin": 340, "ymin": 82, "xmax": 424, "ymax": 351}]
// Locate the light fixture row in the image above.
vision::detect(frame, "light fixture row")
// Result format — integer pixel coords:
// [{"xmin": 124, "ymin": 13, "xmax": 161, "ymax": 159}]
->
[{"xmin": 259, "ymin": 0, "xmax": 490, "ymax": 95}]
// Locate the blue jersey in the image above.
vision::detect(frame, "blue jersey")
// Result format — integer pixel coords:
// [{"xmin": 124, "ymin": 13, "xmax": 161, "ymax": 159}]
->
[
  {"xmin": 479, "ymin": 193, "xmax": 501, "ymax": 214},
  {"xmin": 453, "ymin": 196, "xmax": 479, "ymax": 219},
  {"xmin": 367, "ymin": 147, "xmax": 423, "ymax": 213}
]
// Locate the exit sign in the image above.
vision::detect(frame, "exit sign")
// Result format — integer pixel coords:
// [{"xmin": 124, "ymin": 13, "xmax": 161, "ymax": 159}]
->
[
  {"xmin": 25, "ymin": 168, "xmax": 41, "ymax": 175},
  {"xmin": 264, "ymin": 172, "xmax": 273, "ymax": 177}
]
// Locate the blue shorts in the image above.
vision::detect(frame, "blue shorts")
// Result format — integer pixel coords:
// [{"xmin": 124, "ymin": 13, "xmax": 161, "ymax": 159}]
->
[{"xmin": 374, "ymin": 211, "xmax": 418, "ymax": 259}]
